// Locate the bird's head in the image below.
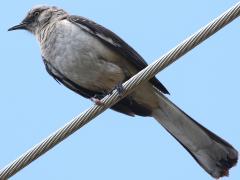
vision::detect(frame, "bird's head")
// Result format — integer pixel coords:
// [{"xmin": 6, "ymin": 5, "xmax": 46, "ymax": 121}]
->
[{"xmin": 8, "ymin": 5, "xmax": 68, "ymax": 34}]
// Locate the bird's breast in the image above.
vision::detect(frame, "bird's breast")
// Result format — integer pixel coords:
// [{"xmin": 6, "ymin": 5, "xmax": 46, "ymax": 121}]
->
[{"xmin": 41, "ymin": 20, "xmax": 125, "ymax": 92}]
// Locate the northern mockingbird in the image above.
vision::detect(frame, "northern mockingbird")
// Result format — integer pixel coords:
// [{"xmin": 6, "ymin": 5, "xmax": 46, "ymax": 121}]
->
[{"xmin": 8, "ymin": 5, "xmax": 238, "ymax": 178}]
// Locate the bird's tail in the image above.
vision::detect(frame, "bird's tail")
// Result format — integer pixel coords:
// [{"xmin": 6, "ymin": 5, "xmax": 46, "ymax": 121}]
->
[{"xmin": 151, "ymin": 93, "xmax": 238, "ymax": 178}]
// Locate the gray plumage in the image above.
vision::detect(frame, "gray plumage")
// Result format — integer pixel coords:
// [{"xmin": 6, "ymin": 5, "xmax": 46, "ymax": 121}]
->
[{"xmin": 9, "ymin": 5, "xmax": 238, "ymax": 178}]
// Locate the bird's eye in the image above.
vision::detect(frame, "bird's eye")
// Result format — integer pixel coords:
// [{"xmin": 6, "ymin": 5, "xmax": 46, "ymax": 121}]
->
[{"xmin": 33, "ymin": 11, "xmax": 40, "ymax": 17}]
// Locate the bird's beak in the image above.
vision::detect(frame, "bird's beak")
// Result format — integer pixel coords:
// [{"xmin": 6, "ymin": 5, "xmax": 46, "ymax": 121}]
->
[{"xmin": 8, "ymin": 23, "xmax": 27, "ymax": 31}]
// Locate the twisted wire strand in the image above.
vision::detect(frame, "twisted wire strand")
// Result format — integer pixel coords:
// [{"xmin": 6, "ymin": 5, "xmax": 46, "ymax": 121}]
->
[{"xmin": 1, "ymin": 2, "xmax": 240, "ymax": 179}]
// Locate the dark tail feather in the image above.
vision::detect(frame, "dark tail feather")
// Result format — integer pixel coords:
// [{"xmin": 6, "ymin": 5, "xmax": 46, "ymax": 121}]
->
[{"xmin": 152, "ymin": 94, "xmax": 238, "ymax": 178}]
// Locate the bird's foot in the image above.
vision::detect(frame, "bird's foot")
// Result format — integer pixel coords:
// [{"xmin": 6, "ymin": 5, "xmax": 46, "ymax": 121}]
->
[
  {"xmin": 109, "ymin": 82, "xmax": 125, "ymax": 97},
  {"xmin": 91, "ymin": 83, "xmax": 124, "ymax": 105},
  {"xmin": 116, "ymin": 83, "xmax": 124, "ymax": 96},
  {"xmin": 90, "ymin": 96, "xmax": 104, "ymax": 106}
]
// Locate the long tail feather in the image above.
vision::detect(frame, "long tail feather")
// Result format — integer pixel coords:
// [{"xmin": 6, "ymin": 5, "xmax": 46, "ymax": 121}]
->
[{"xmin": 152, "ymin": 93, "xmax": 238, "ymax": 178}]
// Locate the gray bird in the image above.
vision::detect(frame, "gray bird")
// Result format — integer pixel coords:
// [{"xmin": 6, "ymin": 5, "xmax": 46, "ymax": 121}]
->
[{"xmin": 8, "ymin": 5, "xmax": 238, "ymax": 178}]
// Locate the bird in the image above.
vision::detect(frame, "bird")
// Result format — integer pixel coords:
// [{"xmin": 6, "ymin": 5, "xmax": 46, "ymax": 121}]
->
[{"xmin": 8, "ymin": 5, "xmax": 238, "ymax": 178}]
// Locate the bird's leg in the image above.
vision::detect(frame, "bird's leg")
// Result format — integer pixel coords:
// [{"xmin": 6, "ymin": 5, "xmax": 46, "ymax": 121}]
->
[{"xmin": 90, "ymin": 94, "xmax": 105, "ymax": 106}]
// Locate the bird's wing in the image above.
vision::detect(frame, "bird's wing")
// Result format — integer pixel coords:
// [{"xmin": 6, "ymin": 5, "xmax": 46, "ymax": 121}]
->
[{"xmin": 68, "ymin": 15, "xmax": 169, "ymax": 95}]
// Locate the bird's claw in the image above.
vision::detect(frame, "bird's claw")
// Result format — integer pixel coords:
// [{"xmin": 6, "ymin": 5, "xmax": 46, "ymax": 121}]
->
[
  {"xmin": 90, "ymin": 97, "xmax": 104, "ymax": 106},
  {"xmin": 109, "ymin": 83, "xmax": 125, "ymax": 96},
  {"xmin": 91, "ymin": 83, "xmax": 124, "ymax": 105},
  {"xmin": 115, "ymin": 83, "xmax": 124, "ymax": 96}
]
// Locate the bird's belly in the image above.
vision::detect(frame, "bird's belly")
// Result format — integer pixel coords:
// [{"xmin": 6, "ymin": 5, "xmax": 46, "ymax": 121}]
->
[{"xmin": 59, "ymin": 55, "xmax": 125, "ymax": 92}]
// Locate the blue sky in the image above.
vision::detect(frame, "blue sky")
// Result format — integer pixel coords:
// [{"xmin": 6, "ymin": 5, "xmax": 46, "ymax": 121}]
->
[{"xmin": 1, "ymin": 1, "xmax": 239, "ymax": 179}]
